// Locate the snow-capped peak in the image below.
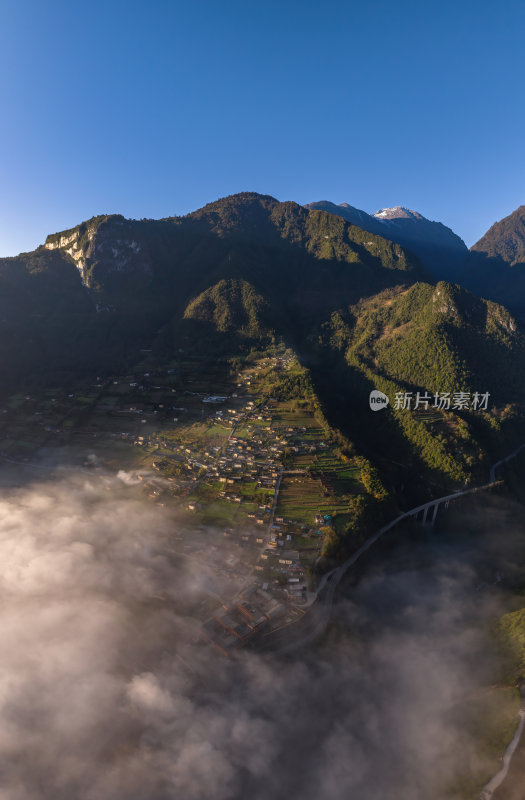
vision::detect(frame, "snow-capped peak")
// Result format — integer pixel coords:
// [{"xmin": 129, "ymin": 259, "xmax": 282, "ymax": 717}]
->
[{"xmin": 373, "ymin": 206, "xmax": 425, "ymax": 221}]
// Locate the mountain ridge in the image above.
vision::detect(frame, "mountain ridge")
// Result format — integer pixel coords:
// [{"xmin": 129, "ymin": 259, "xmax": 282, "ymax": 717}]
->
[
  {"xmin": 2, "ymin": 191, "xmax": 525, "ymax": 536},
  {"xmin": 0, "ymin": 192, "xmax": 428, "ymax": 388},
  {"xmin": 305, "ymin": 199, "xmax": 469, "ymax": 281},
  {"xmin": 471, "ymin": 205, "xmax": 525, "ymax": 266}
]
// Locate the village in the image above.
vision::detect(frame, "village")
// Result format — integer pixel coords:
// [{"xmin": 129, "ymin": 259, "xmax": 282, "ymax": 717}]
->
[
  {"xmin": 0, "ymin": 346, "xmax": 366, "ymax": 654},
  {"xmin": 133, "ymin": 355, "xmax": 337, "ymax": 654}
]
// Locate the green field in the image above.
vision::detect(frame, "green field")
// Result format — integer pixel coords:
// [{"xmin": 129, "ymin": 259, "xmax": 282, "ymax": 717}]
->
[{"xmin": 276, "ymin": 475, "xmax": 355, "ymax": 525}]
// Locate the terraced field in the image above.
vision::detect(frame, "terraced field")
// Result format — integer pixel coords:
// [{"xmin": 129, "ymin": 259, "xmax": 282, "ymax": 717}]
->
[{"xmin": 276, "ymin": 474, "xmax": 357, "ymax": 525}]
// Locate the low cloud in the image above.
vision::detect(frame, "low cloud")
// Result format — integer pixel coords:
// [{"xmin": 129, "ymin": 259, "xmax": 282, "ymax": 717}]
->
[{"xmin": 0, "ymin": 472, "xmax": 511, "ymax": 799}]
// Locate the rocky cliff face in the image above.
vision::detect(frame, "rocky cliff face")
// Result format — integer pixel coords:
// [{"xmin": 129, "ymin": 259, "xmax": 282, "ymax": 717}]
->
[
  {"xmin": 44, "ymin": 215, "xmax": 152, "ymax": 289},
  {"xmin": 45, "ymin": 223, "xmax": 96, "ymax": 285}
]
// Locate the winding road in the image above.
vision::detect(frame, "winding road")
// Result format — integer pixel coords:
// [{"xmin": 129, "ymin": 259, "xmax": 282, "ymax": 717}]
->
[
  {"xmin": 280, "ymin": 442, "xmax": 525, "ymax": 797},
  {"xmin": 280, "ymin": 444, "xmax": 524, "ymax": 654},
  {"xmin": 480, "ymin": 705, "xmax": 525, "ymax": 799}
]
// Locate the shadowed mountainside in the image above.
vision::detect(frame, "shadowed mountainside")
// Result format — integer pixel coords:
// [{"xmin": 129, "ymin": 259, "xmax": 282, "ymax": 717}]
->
[
  {"xmin": 0, "ymin": 193, "xmax": 428, "ymax": 387},
  {"xmin": 306, "ymin": 199, "xmax": 469, "ymax": 281}
]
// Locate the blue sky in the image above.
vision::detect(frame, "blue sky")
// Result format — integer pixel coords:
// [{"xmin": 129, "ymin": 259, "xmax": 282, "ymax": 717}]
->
[{"xmin": 1, "ymin": 0, "xmax": 525, "ymax": 255}]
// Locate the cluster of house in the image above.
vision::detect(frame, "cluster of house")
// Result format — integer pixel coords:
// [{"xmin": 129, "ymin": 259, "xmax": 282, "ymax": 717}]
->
[
  {"xmin": 234, "ymin": 354, "xmax": 294, "ymax": 389},
  {"xmin": 256, "ymin": 534, "xmax": 309, "ymax": 596},
  {"xmin": 209, "ymin": 399, "xmax": 272, "ymax": 429},
  {"xmin": 200, "ymin": 583, "xmax": 288, "ymax": 656},
  {"xmin": 148, "ymin": 394, "xmax": 290, "ymax": 501}
]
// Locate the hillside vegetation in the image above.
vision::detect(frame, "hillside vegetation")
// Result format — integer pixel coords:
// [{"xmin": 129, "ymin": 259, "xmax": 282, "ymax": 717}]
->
[
  {"xmin": 3, "ymin": 192, "xmax": 525, "ymax": 528},
  {"xmin": 472, "ymin": 205, "xmax": 525, "ymax": 266},
  {"xmin": 307, "ymin": 281, "xmax": 525, "ymax": 497},
  {"xmin": 0, "ymin": 193, "xmax": 426, "ymax": 388}
]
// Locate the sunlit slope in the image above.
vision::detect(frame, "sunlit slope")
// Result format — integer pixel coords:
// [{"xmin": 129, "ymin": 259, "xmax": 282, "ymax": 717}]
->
[
  {"xmin": 0, "ymin": 193, "xmax": 427, "ymax": 388},
  {"xmin": 308, "ymin": 282, "xmax": 525, "ymax": 491}
]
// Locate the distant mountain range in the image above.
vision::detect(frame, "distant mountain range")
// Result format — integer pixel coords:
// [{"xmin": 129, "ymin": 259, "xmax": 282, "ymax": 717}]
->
[
  {"xmin": 2, "ymin": 190, "xmax": 525, "ymax": 498},
  {"xmin": 306, "ymin": 199, "xmax": 525, "ymax": 319},
  {"xmin": 3, "ymin": 192, "xmax": 525, "ymax": 392},
  {"xmin": 0, "ymin": 193, "xmax": 426, "ymax": 387},
  {"xmin": 305, "ymin": 201, "xmax": 469, "ymax": 281}
]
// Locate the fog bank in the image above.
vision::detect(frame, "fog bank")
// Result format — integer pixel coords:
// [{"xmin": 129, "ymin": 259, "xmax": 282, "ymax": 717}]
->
[{"xmin": 0, "ymin": 472, "xmax": 514, "ymax": 799}]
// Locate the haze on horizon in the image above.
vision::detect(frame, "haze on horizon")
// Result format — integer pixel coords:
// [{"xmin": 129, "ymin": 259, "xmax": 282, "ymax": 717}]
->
[{"xmin": 1, "ymin": 0, "xmax": 525, "ymax": 256}]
